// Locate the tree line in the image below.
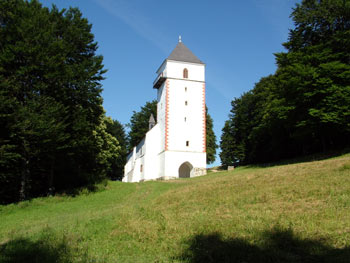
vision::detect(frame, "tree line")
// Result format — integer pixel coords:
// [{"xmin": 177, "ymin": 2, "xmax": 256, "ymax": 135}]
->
[
  {"xmin": 220, "ymin": 0, "xmax": 350, "ymax": 166},
  {"xmin": 0, "ymin": 0, "xmax": 128, "ymax": 204},
  {"xmin": 0, "ymin": 0, "xmax": 218, "ymax": 204}
]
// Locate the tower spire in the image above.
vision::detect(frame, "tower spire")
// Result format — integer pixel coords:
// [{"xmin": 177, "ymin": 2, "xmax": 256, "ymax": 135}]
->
[{"xmin": 149, "ymin": 114, "xmax": 156, "ymax": 130}]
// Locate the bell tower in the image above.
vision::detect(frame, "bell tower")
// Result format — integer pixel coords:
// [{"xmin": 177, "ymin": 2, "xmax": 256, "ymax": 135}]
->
[{"xmin": 153, "ymin": 37, "xmax": 206, "ymax": 178}]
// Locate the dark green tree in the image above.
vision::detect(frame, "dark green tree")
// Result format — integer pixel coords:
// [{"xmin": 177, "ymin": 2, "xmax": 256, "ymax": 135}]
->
[
  {"xmin": 219, "ymin": 92, "xmax": 258, "ymax": 166},
  {"xmin": 127, "ymin": 100, "xmax": 157, "ymax": 151},
  {"xmin": 220, "ymin": 0, "xmax": 350, "ymax": 166},
  {"xmin": 219, "ymin": 120, "xmax": 236, "ymax": 167},
  {"xmin": 272, "ymin": 0, "xmax": 350, "ymax": 153},
  {"xmin": 0, "ymin": 0, "xmax": 110, "ymax": 203},
  {"xmin": 206, "ymin": 107, "xmax": 218, "ymax": 164}
]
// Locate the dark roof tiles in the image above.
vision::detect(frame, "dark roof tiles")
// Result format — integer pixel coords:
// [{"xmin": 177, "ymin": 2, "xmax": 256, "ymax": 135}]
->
[{"xmin": 167, "ymin": 42, "xmax": 204, "ymax": 64}]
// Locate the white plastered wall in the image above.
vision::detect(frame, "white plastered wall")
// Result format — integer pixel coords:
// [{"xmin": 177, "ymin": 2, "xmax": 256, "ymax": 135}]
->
[
  {"xmin": 164, "ymin": 151, "xmax": 206, "ymax": 178},
  {"xmin": 144, "ymin": 123, "xmax": 161, "ymax": 181},
  {"xmin": 123, "ymin": 124, "xmax": 162, "ymax": 182},
  {"xmin": 165, "ymin": 61, "xmax": 205, "ymax": 153},
  {"xmin": 166, "ymin": 60, "xmax": 205, "ymax": 81},
  {"xmin": 123, "ymin": 58, "xmax": 207, "ymax": 182},
  {"xmin": 163, "ymin": 60, "xmax": 206, "ymax": 176},
  {"xmin": 166, "ymin": 79, "xmax": 205, "ymax": 153},
  {"xmin": 157, "ymin": 84, "xmax": 166, "ymax": 153}
]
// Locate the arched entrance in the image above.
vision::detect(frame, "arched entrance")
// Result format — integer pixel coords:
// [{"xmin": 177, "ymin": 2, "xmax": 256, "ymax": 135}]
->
[{"xmin": 178, "ymin": 162, "xmax": 193, "ymax": 178}]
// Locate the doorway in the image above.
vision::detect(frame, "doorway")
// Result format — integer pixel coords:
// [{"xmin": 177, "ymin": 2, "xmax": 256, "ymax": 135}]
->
[{"xmin": 178, "ymin": 162, "xmax": 193, "ymax": 178}]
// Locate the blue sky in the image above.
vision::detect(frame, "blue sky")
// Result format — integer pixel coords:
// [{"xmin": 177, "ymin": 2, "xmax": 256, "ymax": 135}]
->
[{"xmin": 43, "ymin": 0, "xmax": 300, "ymax": 167}]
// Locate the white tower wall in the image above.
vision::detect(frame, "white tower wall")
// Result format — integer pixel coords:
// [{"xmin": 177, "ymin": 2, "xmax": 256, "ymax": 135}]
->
[
  {"xmin": 124, "ymin": 40, "xmax": 207, "ymax": 182},
  {"xmin": 165, "ymin": 61, "xmax": 206, "ymax": 153}
]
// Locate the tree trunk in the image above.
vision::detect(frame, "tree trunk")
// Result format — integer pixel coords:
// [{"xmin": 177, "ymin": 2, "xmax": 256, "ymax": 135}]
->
[
  {"xmin": 48, "ymin": 158, "xmax": 55, "ymax": 196},
  {"xmin": 20, "ymin": 158, "xmax": 29, "ymax": 201}
]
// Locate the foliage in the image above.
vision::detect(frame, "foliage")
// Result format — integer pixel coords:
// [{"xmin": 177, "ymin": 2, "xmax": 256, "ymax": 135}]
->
[
  {"xmin": 206, "ymin": 107, "xmax": 218, "ymax": 164},
  {"xmin": 220, "ymin": 0, "xmax": 350, "ymax": 166},
  {"xmin": 1, "ymin": 153, "xmax": 350, "ymax": 262},
  {"xmin": 127, "ymin": 100, "xmax": 157, "ymax": 151},
  {"xmin": 220, "ymin": 120, "xmax": 238, "ymax": 166},
  {"xmin": 0, "ymin": 0, "xmax": 116, "ymax": 203},
  {"xmin": 94, "ymin": 116, "xmax": 122, "ymax": 181},
  {"xmin": 105, "ymin": 117, "xmax": 127, "ymax": 180}
]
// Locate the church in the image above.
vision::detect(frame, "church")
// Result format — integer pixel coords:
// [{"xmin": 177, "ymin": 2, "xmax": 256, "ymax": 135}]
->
[{"xmin": 123, "ymin": 38, "xmax": 207, "ymax": 182}]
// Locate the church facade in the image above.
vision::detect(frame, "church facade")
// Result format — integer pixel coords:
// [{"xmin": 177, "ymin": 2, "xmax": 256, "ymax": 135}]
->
[{"xmin": 123, "ymin": 39, "xmax": 207, "ymax": 182}]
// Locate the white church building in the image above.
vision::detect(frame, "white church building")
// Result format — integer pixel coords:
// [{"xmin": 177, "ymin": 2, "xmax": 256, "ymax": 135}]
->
[{"xmin": 123, "ymin": 39, "xmax": 207, "ymax": 182}]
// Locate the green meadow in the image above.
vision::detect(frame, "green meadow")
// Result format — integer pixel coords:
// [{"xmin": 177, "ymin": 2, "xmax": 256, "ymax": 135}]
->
[{"xmin": 1, "ymin": 153, "xmax": 350, "ymax": 262}]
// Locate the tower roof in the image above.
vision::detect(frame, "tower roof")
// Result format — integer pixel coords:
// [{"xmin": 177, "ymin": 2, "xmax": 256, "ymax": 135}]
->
[{"xmin": 167, "ymin": 41, "xmax": 204, "ymax": 64}]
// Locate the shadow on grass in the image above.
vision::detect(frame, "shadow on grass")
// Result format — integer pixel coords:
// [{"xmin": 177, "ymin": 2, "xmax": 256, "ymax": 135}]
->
[
  {"xmin": 177, "ymin": 227, "xmax": 350, "ymax": 263},
  {"xmin": 59, "ymin": 178, "xmax": 109, "ymax": 197},
  {"xmin": 0, "ymin": 232, "xmax": 90, "ymax": 263},
  {"xmin": 241, "ymin": 148, "xmax": 350, "ymax": 169}
]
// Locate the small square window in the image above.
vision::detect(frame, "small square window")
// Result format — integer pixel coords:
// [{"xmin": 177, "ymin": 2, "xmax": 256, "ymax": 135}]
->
[
  {"xmin": 185, "ymin": 87, "xmax": 187, "ymax": 92},
  {"xmin": 184, "ymin": 117, "xmax": 187, "ymax": 122},
  {"xmin": 185, "ymin": 101, "xmax": 188, "ymax": 106},
  {"xmin": 186, "ymin": 141, "xmax": 189, "ymax": 147}
]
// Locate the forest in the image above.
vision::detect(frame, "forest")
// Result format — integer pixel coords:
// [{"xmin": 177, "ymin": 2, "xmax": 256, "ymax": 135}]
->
[
  {"xmin": 220, "ymin": 0, "xmax": 350, "ymax": 166},
  {"xmin": 0, "ymin": 0, "xmax": 127, "ymax": 204}
]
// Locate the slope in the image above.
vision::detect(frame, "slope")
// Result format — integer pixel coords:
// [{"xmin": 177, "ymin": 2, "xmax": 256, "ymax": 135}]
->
[{"xmin": 0, "ymin": 154, "xmax": 350, "ymax": 262}]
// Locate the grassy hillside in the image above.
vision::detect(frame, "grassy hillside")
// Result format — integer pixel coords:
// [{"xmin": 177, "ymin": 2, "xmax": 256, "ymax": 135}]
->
[{"xmin": 1, "ymin": 154, "xmax": 350, "ymax": 262}]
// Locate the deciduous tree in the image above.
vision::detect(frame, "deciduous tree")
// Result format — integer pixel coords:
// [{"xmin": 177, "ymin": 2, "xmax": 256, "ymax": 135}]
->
[
  {"xmin": 206, "ymin": 107, "xmax": 218, "ymax": 164},
  {"xmin": 0, "ymin": 0, "xmax": 111, "ymax": 203},
  {"xmin": 220, "ymin": 0, "xmax": 350, "ymax": 165},
  {"xmin": 105, "ymin": 117, "xmax": 127, "ymax": 180},
  {"xmin": 127, "ymin": 100, "xmax": 157, "ymax": 151}
]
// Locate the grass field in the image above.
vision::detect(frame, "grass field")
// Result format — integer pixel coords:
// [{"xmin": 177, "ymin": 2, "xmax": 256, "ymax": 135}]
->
[{"xmin": 1, "ymin": 153, "xmax": 350, "ymax": 262}]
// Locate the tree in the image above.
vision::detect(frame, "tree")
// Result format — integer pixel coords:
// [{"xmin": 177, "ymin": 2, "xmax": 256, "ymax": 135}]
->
[
  {"xmin": 127, "ymin": 100, "xmax": 157, "ymax": 151},
  {"xmin": 220, "ymin": 0, "xmax": 350, "ymax": 166},
  {"xmin": 94, "ymin": 116, "xmax": 122, "ymax": 182},
  {"xmin": 219, "ymin": 93, "xmax": 257, "ymax": 166},
  {"xmin": 284, "ymin": 0, "xmax": 350, "ymax": 52},
  {"xmin": 0, "ymin": 0, "xmax": 110, "ymax": 203},
  {"xmin": 219, "ymin": 120, "xmax": 237, "ymax": 167},
  {"xmin": 206, "ymin": 107, "xmax": 218, "ymax": 164},
  {"xmin": 274, "ymin": 0, "xmax": 350, "ymax": 153},
  {"xmin": 15, "ymin": 96, "xmax": 70, "ymax": 198},
  {"xmin": 105, "ymin": 117, "xmax": 127, "ymax": 180}
]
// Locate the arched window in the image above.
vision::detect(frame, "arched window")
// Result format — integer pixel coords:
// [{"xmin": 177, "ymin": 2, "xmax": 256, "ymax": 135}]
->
[{"xmin": 183, "ymin": 68, "xmax": 188, "ymax": 79}]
